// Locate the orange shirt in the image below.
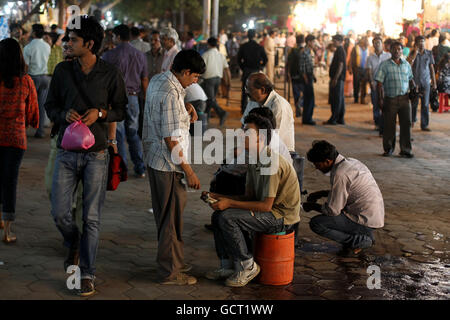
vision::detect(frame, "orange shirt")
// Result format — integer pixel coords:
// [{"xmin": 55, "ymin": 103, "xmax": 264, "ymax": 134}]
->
[{"xmin": 0, "ymin": 75, "xmax": 39, "ymax": 150}]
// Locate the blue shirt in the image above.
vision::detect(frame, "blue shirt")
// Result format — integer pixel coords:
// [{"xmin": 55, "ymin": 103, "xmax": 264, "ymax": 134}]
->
[
  {"xmin": 102, "ymin": 42, "xmax": 148, "ymax": 94},
  {"xmin": 374, "ymin": 58, "xmax": 413, "ymax": 98},
  {"xmin": 411, "ymin": 49, "xmax": 435, "ymax": 87}
]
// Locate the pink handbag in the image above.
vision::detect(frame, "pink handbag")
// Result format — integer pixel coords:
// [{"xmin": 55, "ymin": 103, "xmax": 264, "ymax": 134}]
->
[{"xmin": 61, "ymin": 120, "xmax": 95, "ymax": 151}]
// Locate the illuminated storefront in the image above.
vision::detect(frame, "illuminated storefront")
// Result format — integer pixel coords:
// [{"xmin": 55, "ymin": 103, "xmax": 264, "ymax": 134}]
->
[{"xmin": 289, "ymin": 0, "xmax": 449, "ymax": 36}]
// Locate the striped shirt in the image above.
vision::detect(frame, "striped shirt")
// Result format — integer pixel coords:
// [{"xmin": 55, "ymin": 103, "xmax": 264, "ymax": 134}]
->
[
  {"xmin": 142, "ymin": 71, "xmax": 190, "ymax": 172},
  {"xmin": 299, "ymin": 48, "xmax": 314, "ymax": 76},
  {"xmin": 374, "ymin": 58, "xmax": 413, "ymax": 98}
]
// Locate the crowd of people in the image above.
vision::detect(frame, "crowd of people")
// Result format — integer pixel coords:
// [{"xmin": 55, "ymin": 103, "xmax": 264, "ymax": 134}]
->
[{"xmin": 0, "ymin": 14, "xmax": 449, "ymax": 297}]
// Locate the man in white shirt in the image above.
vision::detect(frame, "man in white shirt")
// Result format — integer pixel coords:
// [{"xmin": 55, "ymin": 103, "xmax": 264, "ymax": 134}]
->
[
  {"xmin": 219, "ymin": 29, "xmax": 228, "ymax": 46},
  {"xmin": 303, "ymin": 140, "xmax": 385, "ymax": 255},
  {"xmin": 264, "ymin": 30, "xmax": 276, "ymax": 83},
  {"xmin": 366, "ymin": 36, "xmax": 391, "ymax": 135},
  {"xmin": 200, "ymin": 37, "xmax": 230, "ymax": 126},
  {"xmin": 23, "ymin": 23, "xmax": 51, "ymax": 138},
  {"xmin": 161, "ymin": 27, "xmax": 180, "ymax": 72},
  {"xmin": 241, "ymin": 72, "xmax": 295, "ymax": 153},
  {"xmin": 185, "ymin": 83, "xmax": 208, "ymax": 133}
]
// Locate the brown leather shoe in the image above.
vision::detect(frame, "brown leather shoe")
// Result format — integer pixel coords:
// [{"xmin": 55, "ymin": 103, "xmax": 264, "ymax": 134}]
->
[{"xmin": 160, "ymin": 273, "xmax": 197, "ymax": 285}]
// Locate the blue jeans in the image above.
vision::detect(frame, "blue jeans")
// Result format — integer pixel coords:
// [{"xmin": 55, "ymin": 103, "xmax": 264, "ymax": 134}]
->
[
  {"xmin": 51, "ymin": 149, "xmax": 109, "ymax": 279},
  {"xmin": 411, "ymin": 84, "xmax": 430, "ymax": 129},
  {"xmin": 0, "ymin": 147, "xmax": 25, "ymax": 221},
  {"xmin": 309, "ymin": 214, "xmax": 374, "ymax": 249},
  {"xmin": 302, "ymin": 80, "xmax": 315, "ymax": 123},
  {"xmin": 328, "ymin": 80, "xmax": 345, "ymax": 123},
  {"xmin": 212, "ymin": 209, "xmax": 285, "ymax": 270},
  {"xmin": 201, "ymin": 77, "xmax": 226, "ymax": 119},
  {"xmin": 30, "ymin": 75, "xmax": 51, "ymax": 136},
  {"xmin": 371, "ymin": 86, "xmax": 384, "ymax": 133},
  {"xmin": 291, "ymin": 79, "xmax": 304, "ymax": 116},
  {"xmin": 117, "ymin": 95, "xmax": 145, "ymax": 175}
]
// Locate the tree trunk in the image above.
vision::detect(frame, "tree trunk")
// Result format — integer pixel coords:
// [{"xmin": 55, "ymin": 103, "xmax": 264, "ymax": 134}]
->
[
  {"xmin": 18, "ymin": 0, "xmax": 48, "ymax": 27},
  {"xmin": 58, "ymin": 0, "xmax": 66, "ymax": 28}
]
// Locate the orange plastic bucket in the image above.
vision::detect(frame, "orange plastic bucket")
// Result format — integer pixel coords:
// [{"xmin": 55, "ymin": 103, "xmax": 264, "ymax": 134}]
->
[{"xmin": 254, "ymin": 231, "xmax": 295, "ymax": 285}]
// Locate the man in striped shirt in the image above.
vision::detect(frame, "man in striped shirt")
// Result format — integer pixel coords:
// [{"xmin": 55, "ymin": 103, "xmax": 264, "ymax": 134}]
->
[{"xmin": 142, "ymin": 50, "xmax": 206, "ymax": 285}]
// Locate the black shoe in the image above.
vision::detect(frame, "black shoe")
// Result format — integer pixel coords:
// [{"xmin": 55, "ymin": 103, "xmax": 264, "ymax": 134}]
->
[
  {"xmin": 296, "ymin": 108, "xmax": 302, "ymax": 117},
  {"xmin": 204, "ymin": 224, "xmax": 213, "ymax": 232},
  {"xmin": 79, "ymin": 279, "xmax": 95, "ymax": 297},
  {"xmin": 399, "ymin": 152, "xmax": 414, "ymax": 158},
  {"xmin": 219, "ymin": 112, "xmax": 228, "ymax": 126},
  {"xmin": 382, "ymin": 150, "xmax": 393, "ymax": 157},
  {"xmin": 421, "ymin": 127, "xmax": 431, "ymax": 132},
  {"xmin": 302, "ymin": 121, "xmax": 316, "ymax": 126},
  {"xmin": 323, "ymin": 120, "xmax": 337, "ymax": 125},
  {"xmin": 337, "ymin": 121, "xmax": 346, "ymax": 125},
  {"xmin": 64, "ymin": 247, "xmax": 80, "ymax": 272}
]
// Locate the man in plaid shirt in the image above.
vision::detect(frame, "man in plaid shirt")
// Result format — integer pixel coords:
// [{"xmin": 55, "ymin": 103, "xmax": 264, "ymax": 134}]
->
[
  {"xmin": 375, "ymin": 41, "xmax": 417, "ymax": 158},
  {"xmin": 299, "ymin": 34, "xmax": 317, "ymax": 125},
  {"xmin": 142, "ymin": 50, "xmax": 206, "ymax": 285}
]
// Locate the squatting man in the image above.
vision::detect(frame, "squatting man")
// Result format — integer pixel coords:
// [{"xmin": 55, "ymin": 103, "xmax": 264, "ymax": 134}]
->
[{"xmin": 302, "ymin": 140, "xmax": 385, "ymax": 255}]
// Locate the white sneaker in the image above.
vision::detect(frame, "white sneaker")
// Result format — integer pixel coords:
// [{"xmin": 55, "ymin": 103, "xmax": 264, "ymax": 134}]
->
[
  {"xmin": 205, "ymin": 268, "xmax": 235, "ymax": 280},
  {"xmin": 225, "ymin": 262, "xmax": 260, "ymax": 287}
]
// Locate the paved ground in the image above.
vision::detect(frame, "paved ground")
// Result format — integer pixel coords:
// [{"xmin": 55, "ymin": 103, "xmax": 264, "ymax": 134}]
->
[{"xmin": 0, "ymin": 76, "xmax": 449, "ymax": 300}]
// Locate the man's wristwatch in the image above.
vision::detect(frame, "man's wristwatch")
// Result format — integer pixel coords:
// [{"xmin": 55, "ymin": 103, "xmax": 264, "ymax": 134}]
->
[
  {"xmin": 107, "ymin": 139, "xmax": 117, "ymax": 145},
  {"xmin": 97, "ymin": 108, "xmax": 103, "ymax": 119}
]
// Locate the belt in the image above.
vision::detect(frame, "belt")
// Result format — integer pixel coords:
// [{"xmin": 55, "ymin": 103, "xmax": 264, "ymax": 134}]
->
[
  {"xmin": 386, "ymin": 93, "xmax": 408, "ymax": 99},
  {"xmin": 128, "ymin": 91, "xmax": 138, "ymax": 96}
]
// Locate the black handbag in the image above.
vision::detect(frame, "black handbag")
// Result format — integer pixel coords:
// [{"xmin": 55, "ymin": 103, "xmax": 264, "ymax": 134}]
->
[{"xmin": 430, "ymin": 88, "xmax": 439, "ymax": 112}]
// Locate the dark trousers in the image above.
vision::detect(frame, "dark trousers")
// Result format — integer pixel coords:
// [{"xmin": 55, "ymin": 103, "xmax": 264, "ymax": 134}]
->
[
  {"xmin": 147, "ymin": 167, "xmax": 187, "ymax": 280},
  {"xmin": 302, "ymin": 80, "xmax": 315, "ymax": 123},
  {"xmin": 411, "ymin": 84, "xmax": 430, "ymax": 129},
  {"xmin": 371, "ymin": 86, "xmax": 384, "ymax": 133},
  {"xmin": 201, "ymin": 77, "xmax": 226, "ymax": 119},
  {"xmin": 212, "ymin": 209, "xmax": 285, "ymax": 269},
  {"xmin": 291, "ymin": 79, "xmax": 304, "ymax": 116},
  {"xmin": 328, "ymin": 80, "xmax": 345, "ymax": 123},
  {"xmin": 310, "ymin": 214, "xmax": 374, "ymax": 249},
  {"xmin": 383, "ymin": 94, "xmax": 412, "ymax": 154},
  {"xmin": 352, "ymin": 67, "xmax": 368, "ymax": 103},
  {"xmin": 30, "ymin": 75, "xmax": 51, "ymax": 136},
  {"xmin": 0, "ymin": 147, "xmax": 25, "ymax": 221},
  {"xmin": 189, "ymin": 100, "xmax": 207, "ymax": 135}
]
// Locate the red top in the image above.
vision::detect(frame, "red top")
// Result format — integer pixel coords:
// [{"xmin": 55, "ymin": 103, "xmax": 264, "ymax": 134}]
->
[{"xmin": 0, "ymin": 75, "xmax": 39, "ymax": 150}]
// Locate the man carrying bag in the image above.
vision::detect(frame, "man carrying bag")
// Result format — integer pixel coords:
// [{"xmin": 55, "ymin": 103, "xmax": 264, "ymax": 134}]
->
[{"xmin": 45, "ymin": 16, "xmax": 127, "ymax": 296}]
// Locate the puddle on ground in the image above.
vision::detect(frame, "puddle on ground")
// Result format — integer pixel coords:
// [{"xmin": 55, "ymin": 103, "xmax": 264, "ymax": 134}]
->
[{"xmin": 295, "ymin": 241, "xmax": 450, "ymax": 299}]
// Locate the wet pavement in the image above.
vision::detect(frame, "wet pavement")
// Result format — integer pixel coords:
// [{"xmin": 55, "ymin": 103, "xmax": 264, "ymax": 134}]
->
[{"xmin": 0, "ymin": 76, "xmax": 449, "ymax": 300}]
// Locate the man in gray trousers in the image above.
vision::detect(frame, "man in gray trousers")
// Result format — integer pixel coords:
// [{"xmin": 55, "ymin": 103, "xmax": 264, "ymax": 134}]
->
[{"xmin": 375, "ymin": 41, "xmax": 417, "ymax": 158}]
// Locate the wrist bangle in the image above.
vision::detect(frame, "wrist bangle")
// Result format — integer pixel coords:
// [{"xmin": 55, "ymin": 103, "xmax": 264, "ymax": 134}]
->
[{"xmin": 107, "ymin": 139, "xmax": 117, "ymax": 145}]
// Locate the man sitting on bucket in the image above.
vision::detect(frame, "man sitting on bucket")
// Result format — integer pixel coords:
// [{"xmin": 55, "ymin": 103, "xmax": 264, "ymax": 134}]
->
[
  {"xmin": 202, "ymin": 113, "xmax": 300, "ymax": 287},
  {"xmin": 303, "ymin": 140, "xmax": 384, "ymax": 255}
]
